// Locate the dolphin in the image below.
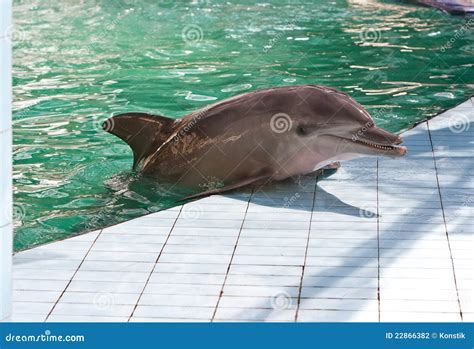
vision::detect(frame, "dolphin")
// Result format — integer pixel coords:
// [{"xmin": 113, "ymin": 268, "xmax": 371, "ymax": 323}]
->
[
  {"xmin": 104, "ymin": 85, "xmax": 407, "ymax": 199},
  {"xmin": 410, "ymin": 0, "xmax": 473, "ymax": 15}
]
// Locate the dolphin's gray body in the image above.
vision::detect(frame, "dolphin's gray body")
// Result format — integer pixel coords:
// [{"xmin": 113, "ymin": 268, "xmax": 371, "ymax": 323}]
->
[
  {"xmin": 105, "ymin": 85, "xmax": 406, "ymax": 198},
  {"xmin": 410, "ymin": 0, "xmax": 473, "ymax": 15}
]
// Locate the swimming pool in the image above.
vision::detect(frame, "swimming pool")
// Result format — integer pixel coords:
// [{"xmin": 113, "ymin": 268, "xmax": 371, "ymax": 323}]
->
[{"xmin": 12, "ymin": 0, "xmax": 473, "ymax": 251}]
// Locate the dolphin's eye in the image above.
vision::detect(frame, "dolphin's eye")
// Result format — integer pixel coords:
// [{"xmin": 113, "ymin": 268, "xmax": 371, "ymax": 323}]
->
[{"xmin": 296, "ymin": 125, "xmax": 308, "ymax": 136}]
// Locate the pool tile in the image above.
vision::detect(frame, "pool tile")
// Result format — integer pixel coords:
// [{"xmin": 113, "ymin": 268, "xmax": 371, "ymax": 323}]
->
[
  {"xmin": 299, "ymin": 298, "xmax": 378, "ymax": 311},
  {"xmin": 218, "ymin": 296, "xmax": 298, "ymax": 310},
  {"xmin": 133, "ymin": 305, "xmax": 214, "ymax": 320},
  {"xmin": 67, "ymin": 280, "xmax": 144, "ymax": 294},
  {"xmin": 13, "ymin": 290, "xmax": 62, "ymax": 303},
  {"xmin": 297, "ymin": 310, "xmax": 378, "ymax": 322},
  {"xmin": 143, "ymin": 283, "xmax": 222, "ymax": 296},
  {"xmin": 380, "ymin": 312, "xmax": 461, "ymax": 322},
  {"xmin": 73, "ymin": 270, "xmax": 149, "ymax": 283},
  {"xmin": 59, "ymin": 292, "xmax": 140, "ymax": 306},
  {"xmin": 13, "ymin": 279, "xmax": 69, "ymax": 292},
  {"xmin": 214, "ymin": 307, "xmax": 295, "ymax": 321},
  {"xmin": 47, "ymin": 315, "xmax": 129, "ymax": 322},
  {"xmin": 50, "ymin": 303, "xmax": 134, "ymax": 317},
  {"xmin": 148, "ymin": 272, "xmax": 223, "ymax": 285},
  {"xmin": 13, "ymin": 302, "xmax": 54, "ymax": 315},
  {"xmin": 139, "ymin": 294, "xmax": 219, "ymax": 307}
]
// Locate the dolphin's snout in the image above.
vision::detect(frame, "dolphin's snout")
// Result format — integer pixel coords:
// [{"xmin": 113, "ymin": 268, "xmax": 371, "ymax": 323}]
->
[
  {"xmin": 397, "ymin": 144, "xmax": 407, "ymax": 156},
  {"xmin": 394, "ymin": 135, "xmax": 407, "ymax": 157},
  {"xmin": 392, "ymin": 134, "xmax": 407, "ymax": 156},
  {"xmin": 351, "ymin": 126, "xmax": 407, "ymax": 157},
  {"xmin": 365, "ymin": 126, "xmax": 401, "ymax": 146},
  {"xmin": 394, "ymin": 135, "xmax": 404, "ymax": 145}
]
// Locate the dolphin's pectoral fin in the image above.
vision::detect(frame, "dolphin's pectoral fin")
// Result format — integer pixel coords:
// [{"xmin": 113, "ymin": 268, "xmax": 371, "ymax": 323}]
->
[
  {"xmin": 178, "ymin": 174, "xmax": 271, "ymax": 202},
  {"xmin": 322, "ymin": 162, "xmax": 341, "ymax": 170},
  {"xmin": 311, "ymin": 162, "xmax": 341, "ymax": 179},
  {"xmin": 103, "ymin": 112, "xmax": 176, "ymax": 169}
]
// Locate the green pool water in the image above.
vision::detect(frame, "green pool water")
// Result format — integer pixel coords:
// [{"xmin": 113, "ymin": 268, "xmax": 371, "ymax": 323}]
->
[{"xmin": 12, "ymin": 0, "xmax": 473, "ymax": 251}]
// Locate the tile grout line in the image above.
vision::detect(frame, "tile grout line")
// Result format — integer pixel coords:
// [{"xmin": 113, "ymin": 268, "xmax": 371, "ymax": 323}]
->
[
  {"xmin": 376, "ymin": 158, "xmax": 381, "ymax": 323},
  {"xmin": 426, "ymin": 120, "xmax": 463, "ymax": 321},
  {"xmin": 127, "ymin": 206, "xmax": 184, "ymax": 322},
  {"xmin": 211, "ymin": 189, "xmax": 254, "ymax": 322},
  {"xmin": 0, "ymin": 222, "xmax": 12, "ymax": 229},
  {"xmin": 294, "ymin": 174, "xmax": 319, "ymax": 322},
  {"xmin": 44, "ymin": 229, "xmax": 104, "ymax": 321}
]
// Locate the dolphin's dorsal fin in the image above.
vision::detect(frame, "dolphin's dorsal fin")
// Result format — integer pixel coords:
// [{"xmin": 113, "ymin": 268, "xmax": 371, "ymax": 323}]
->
[{"xmin": 103, "ymin": 112, "xmax": 175, "ymax": 169}]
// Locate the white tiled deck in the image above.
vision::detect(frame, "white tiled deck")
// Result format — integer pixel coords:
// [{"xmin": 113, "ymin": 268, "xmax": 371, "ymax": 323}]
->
[{"xmin": 7, "ymin": 98, "xmax": 473, "ymax": 322}]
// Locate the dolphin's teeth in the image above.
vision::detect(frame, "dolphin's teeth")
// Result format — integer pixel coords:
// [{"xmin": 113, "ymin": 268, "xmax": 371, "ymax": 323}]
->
[{"xmin": 355, "ymin": 139, "xmax": 397, "ymax": 151}]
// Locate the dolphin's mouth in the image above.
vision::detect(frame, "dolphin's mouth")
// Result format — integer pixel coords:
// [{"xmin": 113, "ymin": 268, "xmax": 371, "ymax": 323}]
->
[{"xmin": 353, "ymin": 138, "xmax": 407, "ymax": 156}]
